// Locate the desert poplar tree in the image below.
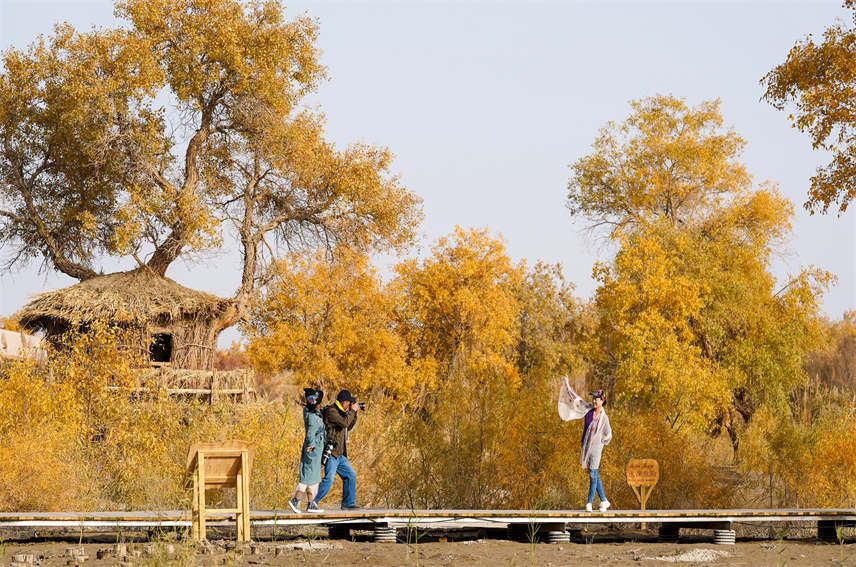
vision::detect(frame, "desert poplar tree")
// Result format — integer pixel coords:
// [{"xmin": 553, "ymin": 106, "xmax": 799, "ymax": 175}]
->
[
  {"xmin": 569, "ymin": 96, "xmax": 829, "ymax": 450},
  {"xmin": 0, "ymin": 0, "xmax": 422, "ymax": 339}
]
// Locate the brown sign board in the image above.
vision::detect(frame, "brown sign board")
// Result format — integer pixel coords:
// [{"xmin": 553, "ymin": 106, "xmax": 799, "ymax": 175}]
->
[{"xmin": 626, "ymin": 458, "xmax": 659, "ymax": 488}]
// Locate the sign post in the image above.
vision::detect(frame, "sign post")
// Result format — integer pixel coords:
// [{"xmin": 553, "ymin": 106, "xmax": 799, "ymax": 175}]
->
[{"xmin": 626, "ymin": 458, "xmax": 659, "ymax": 528}]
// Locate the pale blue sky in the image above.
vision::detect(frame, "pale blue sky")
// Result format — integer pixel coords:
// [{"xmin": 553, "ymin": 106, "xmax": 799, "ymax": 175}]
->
[{"xmin": 1, "ymin": 1, "xmax": 853, "ymax": 347}]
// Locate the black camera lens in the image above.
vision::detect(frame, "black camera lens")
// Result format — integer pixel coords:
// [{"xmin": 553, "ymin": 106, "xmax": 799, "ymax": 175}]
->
[{"xmin": 320, "ymin": 439, "xmax": 336, "ymax": 467}]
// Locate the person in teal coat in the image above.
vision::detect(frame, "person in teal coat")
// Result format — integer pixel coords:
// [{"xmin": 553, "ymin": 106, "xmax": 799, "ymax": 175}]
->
[{"xmin": 288, "ymin": 388, "xmax": 326, "ymax": 513}]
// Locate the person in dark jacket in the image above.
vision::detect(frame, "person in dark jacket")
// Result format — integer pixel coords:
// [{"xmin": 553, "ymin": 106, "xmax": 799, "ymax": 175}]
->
[{"xmin": 312, "ymin": 389, "xmax": 361, "ymax": 509}]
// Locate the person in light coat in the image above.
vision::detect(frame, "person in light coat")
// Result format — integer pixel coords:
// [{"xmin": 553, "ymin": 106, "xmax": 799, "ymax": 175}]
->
[
  {"xmin": 558, "ymin": 377, "xmax": 613, "ymax": 512},
  {"xmin": 288, "ymin": 388, "xmax": 326, "ymax": 513}
]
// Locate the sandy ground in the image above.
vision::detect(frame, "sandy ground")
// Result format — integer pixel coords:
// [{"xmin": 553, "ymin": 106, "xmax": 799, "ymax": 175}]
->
[{"xmin": 2, "ymin": 539, "xmax": 855, "ymax": 567}]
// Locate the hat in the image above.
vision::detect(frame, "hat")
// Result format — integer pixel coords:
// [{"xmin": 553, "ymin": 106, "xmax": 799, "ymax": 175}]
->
[
  {"xmin": 336, "ymin": 389, "xmax": 357, "ymax": 403},
  {"xmin": 590, "ymin": 389, "xmax": 606, "ymax": 401},
  {"xmin": 304, "ymin": 387, "xmax": 323, "ymax": 406}
]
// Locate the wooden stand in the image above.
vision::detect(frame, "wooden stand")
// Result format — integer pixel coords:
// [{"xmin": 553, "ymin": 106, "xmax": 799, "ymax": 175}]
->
[
  {"xmin": 630, "ymin": 483, "xmax": 654, "ymax": 528},
  {"xmin": 186, "ymin": 441, "xmax": 256, "ymax": 542},
  {"xmin": 626, "ymin": 459, "xmax": 659, "ymax": 529}
]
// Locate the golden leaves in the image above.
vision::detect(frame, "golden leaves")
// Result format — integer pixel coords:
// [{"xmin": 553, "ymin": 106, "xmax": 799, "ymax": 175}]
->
[
  {"xmin": 392, "ymin": 227, "xmax": 524, "ymax": 390},
  {"xmin": 739, "ymin": 406, "xmax": 856, "ymax": 507},
  {"xmin": 574, "ymin": 96, "xmax": 830, "ymax": 434},
  {"xmin": 0, "ymin": 0, "xmax": 420, "ymax": 286},
  {"xmin": 568, "ymin": 95, "xmax": 751, "ymax": 233},
  {"xmin": 763, "ymin": 9, "xmax": 856, "ymax": 213},
  {"xmin": 244, "ymin": 228, "xmax": 526, "ymax": 405},
  {"xmin": 115, "ymin": 0, "xmax": 324, "ymax": 114},
  {"xmin": 244, "ymin": 248, "xmax": 417, "ymax": 400}
]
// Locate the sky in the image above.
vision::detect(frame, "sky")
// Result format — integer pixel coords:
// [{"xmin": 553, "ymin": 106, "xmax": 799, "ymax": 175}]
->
[{"xmin": 1, "ymin": 0, "xmax": 854, "ymax": 348}]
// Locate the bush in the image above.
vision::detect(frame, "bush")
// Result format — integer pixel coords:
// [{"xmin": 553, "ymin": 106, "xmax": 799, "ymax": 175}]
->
[
  {"xmin": 0, "ymin": 322, "xmax": 849, "ymax": 513},
  {"xmin": 740, "ymin": 404, "xmax": 856, "ymax": 508},
  {"xmin": 0, "ymin": 362, "xmax": 84, "ymax": 510}
]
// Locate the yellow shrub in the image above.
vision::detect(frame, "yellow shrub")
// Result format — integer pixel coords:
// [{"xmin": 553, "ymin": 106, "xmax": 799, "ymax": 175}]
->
[
  {"xmin": 741, "ymin": 406, "xmax": 856, "ymax": 508},
  {"xmin": 601, "ymin": 408, "xmax": 734, "ymax": 510},
  {"xmin": 89, "ymin": 398, "xmax": 306, "ymax": 510},
  {"xmin": 1, "ymin": 318, "xmax": 848, "ymax": 513},
  {"xmin": 0, "ymin": 362, "xmax": 85, "ymax": 510}
]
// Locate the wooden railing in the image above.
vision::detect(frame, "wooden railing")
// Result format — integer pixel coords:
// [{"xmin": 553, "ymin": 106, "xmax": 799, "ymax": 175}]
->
[{"xmin": 106, "ymin": 367, "xmax": 257, "ymax": 402}]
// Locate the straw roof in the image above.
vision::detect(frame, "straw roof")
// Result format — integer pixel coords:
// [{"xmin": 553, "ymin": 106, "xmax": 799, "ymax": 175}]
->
[{"xmin": 20, "ymin": 268, "xmax": 230, "ymax": 330}]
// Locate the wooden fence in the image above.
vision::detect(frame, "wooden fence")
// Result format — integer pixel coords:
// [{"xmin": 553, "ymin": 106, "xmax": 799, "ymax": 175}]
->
[{"xmin": 106, "ymin": 366, "xmax": 256, "ymax": 402}]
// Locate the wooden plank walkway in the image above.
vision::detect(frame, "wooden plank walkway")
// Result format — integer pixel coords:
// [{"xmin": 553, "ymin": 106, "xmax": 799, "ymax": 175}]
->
[{"xmin": 1, "ymin": 508, "xmax": 853, "ymax": 527}]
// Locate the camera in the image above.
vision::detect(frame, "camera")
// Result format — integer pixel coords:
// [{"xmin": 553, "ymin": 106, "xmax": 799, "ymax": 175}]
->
[
  {"xmin": 357, "ymin": 401, "xmax": 366, "ymax": 411},
  {"xmin": 320, "ymin": 439, "xmax": 337, "ymax": 467}
]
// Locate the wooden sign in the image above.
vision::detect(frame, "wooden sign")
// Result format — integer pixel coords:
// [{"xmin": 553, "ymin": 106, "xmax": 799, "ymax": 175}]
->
[
  {"xmin": 626, "ymin": 458, "xmax": 659, "ymax": 490},
  {"xmin": 626, "ymin": 459, "xmax": 658, "ymax": 526}
]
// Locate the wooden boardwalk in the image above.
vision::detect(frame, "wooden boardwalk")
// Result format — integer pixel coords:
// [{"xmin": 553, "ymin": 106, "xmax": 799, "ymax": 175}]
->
[{"xmin": 1, "ymin": 509, "xmax": 854, "ymax": 543}]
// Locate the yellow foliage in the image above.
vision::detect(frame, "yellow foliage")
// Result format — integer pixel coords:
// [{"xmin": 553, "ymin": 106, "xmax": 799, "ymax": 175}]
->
[
  {"xmin": 392, "ymin": 226, "xmax": 524, "ymax": 392},
  {"xmin": 594, "ymin": 224, "xmax": 732, "ymax": 429},
  {"xmin": 0, "ymin": 362, "xmax": 83, "ymax": 510},
  {"xmin": 371, "ymin": 230, "xmax": 590, "ymax": 508},
  {"xmin": 93, "ymin": 399, "xmax": 305, "ymax": 510},
  {"xmin": 515, "ymin": 262, "xmax": 587, "ymax": 380},
  {"xmin": 804, "ymin": 310, "xmax": 856, "ymax": 394},
  {"xmin": 763, "ymin": 3, "xmax": 856, "ymax": 213},
  {"xmin": 740, "ymin": 401, "xmax": 856, "ymax": 508},
  {"xmin": 244, "ymin": 248, "xmax": 417, "ymax": 401},
  {"xmin": 568, "ymin": 95, "xmax": 751, "ymax": 233},
  {"xmin": 0, "ymin": 338, "xmax": 309, "ymax": 511},
  {"xmin": 0, "ymin": 255, "xmax": 848, "ymax": 513},
  {"xmin": 0, "ymin": 0, "xmax": 422, "ymax": 315},
  {"xmin": 371, "ymin": 382, "xmax": 734, "ymax": 510},
  {"xmin": 0, "ymin": 314, "xmax": 22, "ymax": 331},
  {"xmin": 572, "ymin": 96, "xmax": 830, "ymax": 442},
  {"xmin": 601, "ymin": 408, "xmax": 734, "ymax": 509}
]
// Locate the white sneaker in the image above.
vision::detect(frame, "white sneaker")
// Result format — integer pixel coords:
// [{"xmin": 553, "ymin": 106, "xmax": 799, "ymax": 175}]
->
[
  {"xmin": 585, "ymin": 502, "xmax": 593, "ymax": 512},
  {"xmin": 599, "ymin": 500, "xmax": 611, "ymax": 512},
  {"xmin": 288, "ymin": 497, "xmax": 301, "ymax": 514},
  {"xmin": 306, "ymin": 501, "xmax": 324, "ymax": 513}
]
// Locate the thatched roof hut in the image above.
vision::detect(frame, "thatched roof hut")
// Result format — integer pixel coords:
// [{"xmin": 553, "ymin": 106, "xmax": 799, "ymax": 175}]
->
[{"xmin": 20, "ymin": 269, "xmax": 230, "ymax": 370}]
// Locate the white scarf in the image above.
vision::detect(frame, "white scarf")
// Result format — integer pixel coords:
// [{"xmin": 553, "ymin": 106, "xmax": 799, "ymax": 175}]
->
[{"xmin": 558, "ymin": 375, "xmax": 592, "ymax": 421}]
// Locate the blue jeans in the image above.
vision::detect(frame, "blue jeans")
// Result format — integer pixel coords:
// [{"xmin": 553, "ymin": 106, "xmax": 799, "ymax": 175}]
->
[
  {"xmin": 587, "ymin": 468, "xmax": 606, "ymax": 503},
  {"xmin": 314, "ymin": 455, "xmax": 356, "ymax": 507}
]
